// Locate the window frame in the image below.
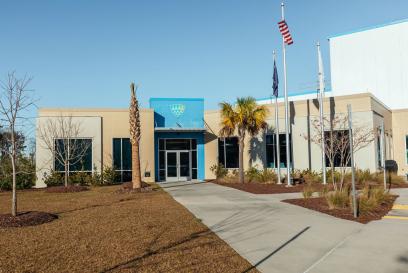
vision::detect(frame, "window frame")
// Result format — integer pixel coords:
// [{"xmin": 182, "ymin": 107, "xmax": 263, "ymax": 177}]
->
[
  {"xmin": 405, "ymin": 135, "xmax": 408, "ymax": 165},
  {"xmin": 324, "ymin": 130, "xmax": 351, "ymax": 168},
  {"xmin": 218, "ymin": 137, "xmax": 239, "ymax": 169},
  {"xmin": 265, "ymin": 133, "xmax": 293, "ymax": 169},
  {"xmin": 53, "ymin": 137, "xmax": 93, "ymax": 174},
  {"xmin": 157, "ymin": 138, "xmax": 197, "ymax": 181},
  {"xmin": 112, "ymin": 138, "xmax": 132, "ymax": 183}
]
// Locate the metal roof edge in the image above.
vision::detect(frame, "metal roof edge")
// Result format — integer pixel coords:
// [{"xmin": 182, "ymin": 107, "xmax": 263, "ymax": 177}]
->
[{"xmin": 328, "ymin": 18, "xmax": 408, "ymax": 40}]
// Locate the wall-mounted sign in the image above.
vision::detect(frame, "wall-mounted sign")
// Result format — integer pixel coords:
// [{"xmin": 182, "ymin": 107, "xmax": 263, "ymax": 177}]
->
[{"xmin": 170, "ymin": 104, "xmax": 186, "ymax": 118}]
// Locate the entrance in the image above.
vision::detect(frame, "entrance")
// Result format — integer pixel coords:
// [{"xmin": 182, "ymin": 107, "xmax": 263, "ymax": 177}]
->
[{"xmin": 166, "ymin": 151, "xmax": 190, "ymax": 181}]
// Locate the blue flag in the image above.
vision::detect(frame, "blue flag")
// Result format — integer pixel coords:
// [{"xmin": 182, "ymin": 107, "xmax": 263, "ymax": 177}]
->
[{"xmin": 272, "ymin": 60, "xmax": 279, "ymax": 97}]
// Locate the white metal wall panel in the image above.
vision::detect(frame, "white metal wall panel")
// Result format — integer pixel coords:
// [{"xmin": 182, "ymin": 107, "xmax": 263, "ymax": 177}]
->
[{"xmin": 330, "ymin": 21, "xmax": 408, "ymax": 110}]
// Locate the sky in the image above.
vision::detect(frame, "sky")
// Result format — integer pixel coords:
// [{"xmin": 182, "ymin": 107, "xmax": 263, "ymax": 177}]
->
[{"xmin": 1, "ymin": 0, "xmax": 408, "ymax": 116}]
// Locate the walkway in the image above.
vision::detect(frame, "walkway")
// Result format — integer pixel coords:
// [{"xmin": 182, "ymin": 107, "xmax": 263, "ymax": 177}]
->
[{"xmin": 161, "ymin": 182, "xmax": 408, "ymax": 273}]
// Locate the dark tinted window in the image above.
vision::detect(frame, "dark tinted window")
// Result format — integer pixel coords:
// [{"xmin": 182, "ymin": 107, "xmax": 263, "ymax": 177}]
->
[
  {"xmin": 218, "ymin": 137, "xmax": 239, "ymax": 168},
  {"xmin": 266, "ymin": 134, "xmax": 292, "ymax": 168},
  {"xmin": 324, "ymin": 130, "xmax": 351, "ymax": 167}
]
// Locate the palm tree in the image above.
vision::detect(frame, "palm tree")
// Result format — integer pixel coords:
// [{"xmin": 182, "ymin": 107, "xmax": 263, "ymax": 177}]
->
[
  {"xmin": 129, "ymin": 83, "xmax": 142, "ymax": 189},
  {"xmin": 219, "ymin": 97, "xmax": 269, "ymax": 183}
]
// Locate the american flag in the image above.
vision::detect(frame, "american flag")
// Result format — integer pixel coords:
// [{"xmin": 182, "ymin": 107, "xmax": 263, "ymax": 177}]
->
[{"xmin": 278, "ymin": 20, "xmax": 293, "ymax": 45}]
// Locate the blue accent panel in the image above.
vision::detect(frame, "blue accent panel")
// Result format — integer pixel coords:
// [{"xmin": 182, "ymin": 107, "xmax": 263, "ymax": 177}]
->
[
  {"xmin": 154, "ymin": 132, "xmax": 205, "ymax": 181},
  {"xmin": 328, "ymin": 18, "xmax": 408, "ymax": 40},
  {"xmin": 150, "ymin": 98, "xmax": 204, "ymax": 129}
]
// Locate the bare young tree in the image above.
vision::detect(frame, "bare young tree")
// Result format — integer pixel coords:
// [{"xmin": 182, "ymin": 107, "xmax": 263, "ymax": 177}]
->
[
  {"xmin": 306, "ymin": 115, "xmax": 375, "ymax": 191},
  {"xmin": 0, "ymin": 72, "xmax": 34, "ymax": 216},
  {"xmin": 38, "ymin": 115, "xmax": 91, "ymax": 187}
]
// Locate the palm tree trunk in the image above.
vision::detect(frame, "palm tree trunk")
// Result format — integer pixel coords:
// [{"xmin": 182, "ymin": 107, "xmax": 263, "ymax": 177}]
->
[
  {"xmin": 238, "ymin": 135, "xmax": 245, "ymax": 183},
  {"xmin": 132, "ymin": 142, "xmax": 142, "ymax": 189}
]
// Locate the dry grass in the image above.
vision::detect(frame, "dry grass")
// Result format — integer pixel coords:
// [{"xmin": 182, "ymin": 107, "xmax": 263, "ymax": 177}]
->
[{"xmin": 0, "ymin": 185, "xmax": 258, "ymax": 273}]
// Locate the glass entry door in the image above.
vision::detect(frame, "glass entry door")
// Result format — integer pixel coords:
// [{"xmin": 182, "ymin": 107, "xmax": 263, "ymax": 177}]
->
[{"xmin": 166, "ymin": 151, "xmax": 190, "ymax": 181}]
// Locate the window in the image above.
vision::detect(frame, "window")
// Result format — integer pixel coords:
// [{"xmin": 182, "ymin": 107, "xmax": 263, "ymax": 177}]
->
[
  {"xmin": 113, "ymin": 138, "xmax": 132, "ymax": 182},
  {"xmin": 54, "ymin": 138, "xmax": 92, "ymax": 174},
  {"xmin": 265, "ymin": 134, "xmax": 293, "ymax": 168},
  {"xmin": 377, "ymin": 133, "xmax": 382, "ymax": 168},
  {"xmin": 191, "ymin": 139, "xmax": 198, "ymax": 179},
  {"xmin": 218, "ymin": 137, "xmax": 239, "ymax": 168},
  {"xmin": 324, "ymin": 130, "xmax": 351, "ymax": 167},
  {"xmin": 406, "ymin": 136, "xmax": 408, "ymax": 164}
]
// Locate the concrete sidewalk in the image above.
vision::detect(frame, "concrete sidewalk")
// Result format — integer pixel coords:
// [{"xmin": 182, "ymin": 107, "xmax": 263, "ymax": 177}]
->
[{"xmin": 161, "ymin": 182, "xmax": 408, "ymax": 273}]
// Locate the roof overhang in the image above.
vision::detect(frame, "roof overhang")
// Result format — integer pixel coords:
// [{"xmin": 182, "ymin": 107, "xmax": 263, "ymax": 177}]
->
[{"xmin": 154, "ymin": 127, "xmax": 206, "ymax": 133}]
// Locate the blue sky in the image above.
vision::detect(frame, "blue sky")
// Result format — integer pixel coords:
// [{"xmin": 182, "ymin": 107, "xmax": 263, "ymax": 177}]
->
[{"xmin": 1, "ymin": 0, "xmax": 408, "ymax": 113}]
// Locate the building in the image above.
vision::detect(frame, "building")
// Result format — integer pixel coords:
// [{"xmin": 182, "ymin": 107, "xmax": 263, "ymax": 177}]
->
[{"xmin": 35, "ymin": 19, "xmax": 408, "ymax": 187}]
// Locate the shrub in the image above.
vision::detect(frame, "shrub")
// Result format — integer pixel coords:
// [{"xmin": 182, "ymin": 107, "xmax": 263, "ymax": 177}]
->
[
  {"xmin": 300, "ymin": 169, "xmax": 322, "ymax": 184},
  {"xmin": 245, "ymin": 167, "xmax": 277, "ymax": 183},
  {"xmin": 318, "ymin": 185, "xmax": 329, "ymax": 197},
  {"xmin": 210, "ymin": 164, "xmax": 228, "ymax": 179},
  {"xmin": 302, "ymin": 183, "xmax": 314, "ymax": 199},
  {"xmin": 69, "ymin": 172, "xmax": 93, "ymax": 186},
  {"xmin": 326, "ymin": 190, "xmax": 349, "ymax": 209},
  {"xmin": 0, "ymin": 157, "xmax": 35, "ymax": 190},
  {"xmin": 43, "ymin": 171, "xmax": 64, "ymax": 187},
  {"xmin": 326, "ymin": 169, "xmax": 342, "ymax": 184},
  {"xmin": 358, "ymin": 186, "xmax": 391, "ymax": 213},
  {"xmin": 355, "ymin": 169, "xmax": 372, "ymax": 185},
  {"xmin": 91, "ymin": 166, "xmax": 119, "ymax": 186},
  {"xmin": 388, "ymin": 172, "xmax": 407, "ymax": 186},
  {"xmin": 258, "ymin": 169, "xmax": 277, "ymax": 183},
  {"xmin": 245, "ymin": 166, "xmax": 260, "ymax": 182}
]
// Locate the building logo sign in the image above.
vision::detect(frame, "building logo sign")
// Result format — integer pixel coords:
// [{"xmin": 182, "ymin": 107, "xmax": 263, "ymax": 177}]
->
[{"xmin": 170, "ymin": 104, "xmax": 186, "ymax": 118}]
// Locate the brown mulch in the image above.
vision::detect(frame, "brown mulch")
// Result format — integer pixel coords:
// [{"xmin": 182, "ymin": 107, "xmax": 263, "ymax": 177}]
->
[
  {"xmin": 45, "ymin": 185, "xmax": 89, "ymax": 193},
  {"xmin": 282, "ymin": 195, "xmax": 398, "ymax": 224},
  {"xmin": 214, "ymin": 181, "xmax": 311, "ymax": 194},
  {"xmin": 214, "ymin": 180, "xmax": 408, "ymax": 195},
  {"xmin": 0, "ymin": 185, "xmax": 258, "ymax": 273},
  {"xmin": 0, "ymin": 211, "xmax": 58, "ymax": 228},
  {"xmin": 117, "ymin": 181, "xmax": 156, "ymax": 193}
]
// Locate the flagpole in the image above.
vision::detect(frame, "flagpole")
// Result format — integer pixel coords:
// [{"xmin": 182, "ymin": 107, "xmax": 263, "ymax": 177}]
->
[
  {"xmin": 317, "ymin": 42, "xmax": 327, "ymax": 185},
  {"xmin": 273, "ymin": 50, "xmax": 282, "ymax": 184},
  {"xmin": 281, "ymin": 2, "xmax": 291, "ymax": 186}
]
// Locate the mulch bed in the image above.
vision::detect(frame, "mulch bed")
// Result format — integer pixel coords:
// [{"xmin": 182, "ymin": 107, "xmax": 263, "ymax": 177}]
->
[
  {"xmin": 214, "ymin": 180, "xmax": 408, "ymax": 195},
  {"xmin": 117, "ymin": 181, "xmax": 156, "ymax": 193},
  {"xmin": 0, "ymin": 211, "xmax": 58, "ymax": 228},
  {"xmin": 214, "ymin": 182, "xmax": 306, "ymax": 194},
  {"xmin": 282, "ymin": 195, "xmax": 398, "ymax": 224},
  {"xmin": 45, "ymin": 185, "xmax": 89, "ymax": 193}
]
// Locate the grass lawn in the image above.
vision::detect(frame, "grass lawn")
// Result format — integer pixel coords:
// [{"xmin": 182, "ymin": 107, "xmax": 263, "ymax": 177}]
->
[{"xmin": 0, "ymin": 185, "xmax": 258, "ymax": 273}]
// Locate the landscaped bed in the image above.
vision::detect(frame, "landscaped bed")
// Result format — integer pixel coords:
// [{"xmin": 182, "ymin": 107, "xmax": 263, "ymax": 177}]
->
[
  {"xmin": 214, "ymin": 181, "xmax": 307, "ymax": 194},
  {"xmin": 282, "ymin": 195, "xmax": 398, "ymax": 224},
  {"xmin": 214, "ymin": 180, "xmax": 408, "ymax": 195},
  {"xmin": 0, "ymin": 185, "xmax": 258, "ymax": 273}
]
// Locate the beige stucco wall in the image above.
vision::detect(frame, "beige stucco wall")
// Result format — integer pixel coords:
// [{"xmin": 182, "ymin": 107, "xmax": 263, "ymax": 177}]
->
[
  {"xmin": 36, "ymin": 116, "xmax": 102, "ymax": 188},
  {"xmin": 35, "ymin": 92, "xmax": 406, "ymax": 184},
  {"xmin": 203, "ymin": 93, "xmax": 390, "ymax": 179},
  {"xmin": 391, "ymin": 109, "xmax": 408, "ymax": 176},
  {"xmin": 35, "ymin": 108, "xmax": 155, "ymax": 187}
]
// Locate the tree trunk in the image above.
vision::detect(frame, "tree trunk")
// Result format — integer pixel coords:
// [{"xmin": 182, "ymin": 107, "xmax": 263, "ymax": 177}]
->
[
  {"xmin": 64, "ymin": 162, "xmax": 68, "ymax": 187},
  {"xmin": 132, "ymin": 141, "xmax": 142, "ymax": 189},
  {"xmin": 238, "ymin": 135, "xmax": 245, "ymax": 183},
  {"xmin": 11, "ymin": 128, "xmax": 17, "ymax": 217},
  {"xmin": 11, "ymin": 154, "xmax": 17, "ymax": 217}
]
